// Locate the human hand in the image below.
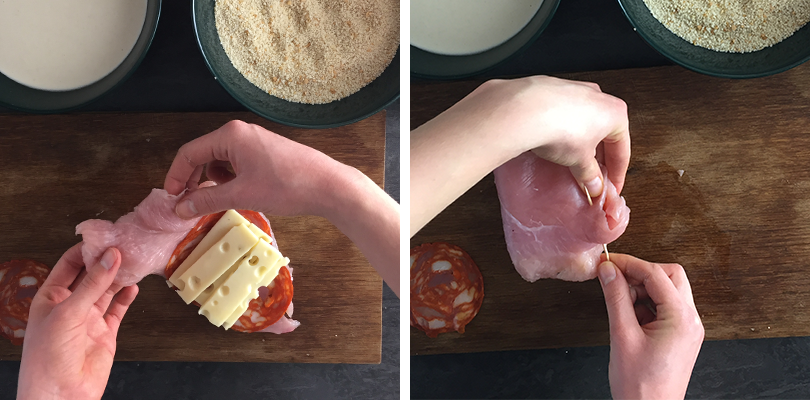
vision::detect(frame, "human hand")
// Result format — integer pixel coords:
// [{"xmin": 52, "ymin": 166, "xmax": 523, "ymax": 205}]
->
[
  {"xmin": 597, "ymin": 253, "xmax": 704, "ymax": 400},
  {"xmin": 17, "ymin": 244, "xmax": 139, "ymax": 400},
  {"xmin": 164, "ymin": 120, "xmax": 358, "ymax": 220},
  {"xmin": 164, "ymin": 120, "xmax": 400, "ymax": 297},
  {"xmin": 441, "ymin": 76, "xmax": 630, "ymax": 197}
]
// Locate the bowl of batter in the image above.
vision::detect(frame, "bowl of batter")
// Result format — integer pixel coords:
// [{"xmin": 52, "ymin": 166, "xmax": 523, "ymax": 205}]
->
[
  {"xmin": 410, "ymin": 0, "xmax": 561, "ymax": 80},
  {"xmin": 618, "ymin": 0, "xmax": 810, "ymax": 78},
  {"xmin": 0, "ymin": 0, "xmax": 161, "ymax": 113},
  {"xmin": 193, "ymin": 0, "xmax": 400, "ymax": 129}
]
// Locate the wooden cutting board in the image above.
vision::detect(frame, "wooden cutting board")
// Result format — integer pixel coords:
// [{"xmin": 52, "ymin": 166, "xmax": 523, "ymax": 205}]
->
[
  {"xmin": 0, "ymin": 111, "xmax": 385, "ymax": 363},
  {"xmin": 411, "ymin": 63, "xmax": 810, "ymax": 355}
]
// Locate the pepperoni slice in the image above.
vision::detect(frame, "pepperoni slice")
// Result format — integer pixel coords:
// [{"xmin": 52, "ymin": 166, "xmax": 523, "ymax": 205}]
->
[
  {"xmin": 165, "ymin": 210, "xmax": 276, "ymax": 278},
  {"xmin": 231, "ymin": 266, "xmax": 294, "ymax": 333},
  {"xmin": 0, "ymin": 260, "xmax": 50, "ymax": 345},
  {"xmin": 164, "ymin": 210, "xmax": 292, "ymax": 331},
  {"xmin": 410, "ymin": 242, "xmax": 484, "ymax": 338}
]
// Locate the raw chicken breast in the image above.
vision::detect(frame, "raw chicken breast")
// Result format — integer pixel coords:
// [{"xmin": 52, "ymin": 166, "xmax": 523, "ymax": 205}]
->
[
  {"xmin": 259, "ymin": 316, "xmax": 301, "ymax": 334},
  {"xmin": 76, "ymin": 189, "xmax": 201, "ymax": 287},
  {"xmin": 493, "ymin": 152, "xmax": 630, "ymax": 282}
]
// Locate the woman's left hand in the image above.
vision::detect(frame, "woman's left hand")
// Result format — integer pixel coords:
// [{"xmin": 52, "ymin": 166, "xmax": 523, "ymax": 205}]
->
[{"xmin": 17, "ymin": 244, "xmax": 139, "ymax": 400}]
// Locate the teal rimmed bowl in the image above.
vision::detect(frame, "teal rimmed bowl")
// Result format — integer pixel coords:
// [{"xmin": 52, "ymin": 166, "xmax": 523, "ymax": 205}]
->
[
  {"xmin": 411, "ymin": 0, "xmax": 560, "ymax": 80},
  {"xmin": 0, "ymin": 0, "xmax": 161, "ymax": 113},
  {"xmin": 192, "ymin": 0, "xmax": 400, "ymax": 129},
  {"xmin": 618, "ymin": 0, "xmax": 810, "ymax": 78}
]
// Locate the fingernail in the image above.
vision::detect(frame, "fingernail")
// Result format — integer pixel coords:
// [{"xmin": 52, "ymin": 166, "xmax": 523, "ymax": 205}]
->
[
  {"xmin": 598, "ymin": 261, "xmax": 616, "ymax": 284},
  {"xmin": 584, "ymin": 177, "xmax": 603, "ymax": 198},
  {"xmin": 176, "ymin": 200, "xmax": 198, "ymax": 218},
  {"xmin": 100, "ymin": 248, "xmax": 116, "ymax": 270}
]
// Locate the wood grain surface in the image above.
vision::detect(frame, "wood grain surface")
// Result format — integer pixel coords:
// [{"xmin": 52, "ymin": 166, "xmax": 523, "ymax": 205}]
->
[
  {"xmin": 411, "ymin": 63, "xmax": 810, "ymax": 355},
  {"xmin": 0, "ymin": 111, "xmax": 385, "ymax": 363}
]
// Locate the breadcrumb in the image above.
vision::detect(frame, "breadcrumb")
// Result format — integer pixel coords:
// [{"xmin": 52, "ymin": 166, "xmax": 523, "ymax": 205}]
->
[
  {"xmin": 643, "ymin": 0, "xmax": 810, "ymax": 53},
  {"xmin": 216, "ymin": 0, "xmax": 399, "ymax": 104}
]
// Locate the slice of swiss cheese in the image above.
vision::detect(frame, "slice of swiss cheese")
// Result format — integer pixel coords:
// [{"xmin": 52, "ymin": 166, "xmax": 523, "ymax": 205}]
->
[
  {"xmin": 198, "ymin": 238, "xmax": 285, "ymax": 326},
  {"xmin": 168, "ymin": 210, "xmax": 252, "ymax": 287},
  {"xmin": 259, "ymin": 258, "xmax": 289, "ymax": 287},
  {"xmin": 221, "ymin": 258, "xmax": 289, "ymax": 330},
  {"xmin": 247, "ymin": 223, "xmax": 272, "ymax": 245},
  {"xmin": 174, "ymin": 223, "xmax": 259, "ymax": 304},
  {"xmin": 195, "ymin": 254, "xmax": 245, "ymax": 306},
  {"xmin": 222, "ymin": 299, "xmax": 251, "ymax": 330}
]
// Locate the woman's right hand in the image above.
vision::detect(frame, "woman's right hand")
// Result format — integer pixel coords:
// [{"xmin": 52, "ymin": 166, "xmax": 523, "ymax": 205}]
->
[
  {"xmin": 411, "ymin": 76, "xmax": 631, "ymax": 235},
  {"xmin": 164, "ymin": 120, "xmax": 400, "ymax": 297},
  {"xmin": 163, "ymin": 120, "xmax": 360, "ymax": 220},
  {"xmin": 597, "ymin": 253, "xmax": 705, "ymax": 400},
  {"xmin": 455, "ymin": 76, "xmax": 631, "ymax": 197}
]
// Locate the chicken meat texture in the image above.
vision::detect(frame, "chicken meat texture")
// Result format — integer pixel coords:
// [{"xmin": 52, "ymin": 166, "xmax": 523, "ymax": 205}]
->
[
  {"xmin": 76, "ymin": 186, "xmax": 300, "ymax": 332},
  {"xmin": 494, "ymin": 152, "xmax": 630, "ymax": 282},
  {"xmin": 76, "ymin": 188, "xmax": 201, "ymax": 287}
]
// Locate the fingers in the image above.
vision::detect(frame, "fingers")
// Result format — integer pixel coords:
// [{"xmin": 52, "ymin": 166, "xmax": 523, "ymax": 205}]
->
[
  {"xmin": 607, "ymin": 253, "xmax": 684, "ymax": 309},
  {"xmin": 630, "ymin": 284, "xmax": 648, "ymax": 303},
  {"xmin": 658, "ymin": 263, "xmax": 697, "ymax": 308},
  {"xmin": 597, "ymin": 261, "xmax": 641, "ymax": 339},
  {"xmin": 602, "ymin": 102, "xmax": 631, "ymax": 194},
  {"xmin": 63, "ymin": 248, "xmax": 121, "ymax": 315},
  {"xmin": 206, "ymin": 160, "xmax": 236, "ymax": 184},
  {"xmin": 175, "ymin": 184, "xmax": 239, "ymax": 219},
  {"xmin": 68, "ymin": 263, "xmax": 124, "ymax": 312},
  {"xmin": 634, "ymin": 302, "xmax": 657, "ymax": 325},
  {"xmin": 93, "ymin": 283, "xmax": 124, "ymax": 314},
  {"xmin": 40, "ymin": 243, "xmax": 86, "ymax": 292},
  {"xmin": 68, "ymin": 269, "xmax": 87, "ymax": 292},
  {"xmin": 569, "ymin": 157, "xmax": 604, "ymax": 199},
  {"xmin": 104, "ymin": 284, "xmax": 139, "ymax": 335},
  {"xmin": 164, "ymin": 121, "xmax": 242, "ymax": 195},
  {"xmin": 186, "ymin": 165, "xmax": 205, "ymax": 192}
]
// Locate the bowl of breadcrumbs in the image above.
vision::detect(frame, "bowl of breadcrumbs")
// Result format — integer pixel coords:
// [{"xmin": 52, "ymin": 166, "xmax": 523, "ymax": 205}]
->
[
  {"xmin": 194, "ymin": 0, "xmax": 399, "ymax": 128},
  {"xmin": 619, "ymin": 0, "xmax": 810, "ymax": 78}
]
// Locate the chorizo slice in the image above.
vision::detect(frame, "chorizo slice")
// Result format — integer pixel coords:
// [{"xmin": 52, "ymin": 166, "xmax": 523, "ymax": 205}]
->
[
  {"xmin": 410, "ymin": 242, "xmax": 484, "ymax": 338},
  {"xmin": 0, "ymin": 260, "xmax": 50, "ymax": 345}
]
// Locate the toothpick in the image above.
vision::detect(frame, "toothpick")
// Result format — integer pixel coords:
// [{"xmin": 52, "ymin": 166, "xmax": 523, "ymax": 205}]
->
[
  {"xmin": 584, "ymin": 185, "xmax": 606, "ymax": 259},
  {"xmin": 583, "ymin": 185, "xmax": 594, "ymax": 206}
]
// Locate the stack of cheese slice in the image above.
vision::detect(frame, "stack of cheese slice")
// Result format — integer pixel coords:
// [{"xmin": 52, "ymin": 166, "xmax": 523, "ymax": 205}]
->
[{"xmin": 168, "ymin": 210, "xmax": 290, "ymax": 330}]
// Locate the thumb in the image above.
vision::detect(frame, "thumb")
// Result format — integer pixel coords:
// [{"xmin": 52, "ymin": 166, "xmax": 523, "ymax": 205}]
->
[
  {"xmin": 175, "ymin": 185, "xmax": 235, "ymax": 219},
  {"xmin": 598, "ymin": 261, "xmax": 640, "ymax": 338},
  {"xmin": 569, "ymin": 157, "xmax": 604, "ymax": 199}
]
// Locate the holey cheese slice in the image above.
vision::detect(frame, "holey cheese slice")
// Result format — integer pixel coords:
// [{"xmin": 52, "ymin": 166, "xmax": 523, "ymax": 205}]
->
[
  {"xmin": 169, "ymin": 210, "xmax": 262, "ymax": 288},
  {"xmin": 199, "ymin": 238, "xmax": 286, "ymax": 327},
  {"xmin": 169, "ymin": 209, "xmax": 292, "ymax": 330},
  {"xmin": 174, "ymin": 223, "xmax": 259, "ymax": 304},
  {"xmin": 222, "ymin": 256, "xmax": 290, "ymax": 330},
  {"xmin": 195, "ymin": 254, "xmax": 245, "ymax": 306}
]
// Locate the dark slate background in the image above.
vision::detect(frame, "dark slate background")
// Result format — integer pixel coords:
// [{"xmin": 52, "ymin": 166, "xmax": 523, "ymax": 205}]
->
[
  {"xmin": 0, "ymin": 1, "xmax": 400, "ymax": 399},
  {"xmin": 410, "ymin": 0, "xmax": 810, "ymax": 398}
]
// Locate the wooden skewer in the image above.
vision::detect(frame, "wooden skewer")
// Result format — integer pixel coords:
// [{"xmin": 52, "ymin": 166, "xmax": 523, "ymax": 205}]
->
[
  {"xmin": 583, "ymin": 185, "xmax": 594, "ymax": 206},
  {"xmin": 584, "ymin": 185, "xmax": 609, "ymax": 260}
]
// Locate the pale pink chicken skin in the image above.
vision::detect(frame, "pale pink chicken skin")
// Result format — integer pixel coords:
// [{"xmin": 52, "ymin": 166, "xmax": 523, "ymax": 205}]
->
[
  {"xmin": 76, "ymin": 187, "xmax": 299, "ymax": 332},
  {"xmin": 76, "ymin": 188, "xmax": 201, "ymax": 287},
  {"xmin": 493, "ymin": 152, "xmax": 630, "ymax": 282}
]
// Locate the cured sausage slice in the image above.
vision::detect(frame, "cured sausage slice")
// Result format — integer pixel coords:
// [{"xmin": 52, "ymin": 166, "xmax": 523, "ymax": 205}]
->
[
  {"xmin": 0, "ymin": 260, "xmax": 50, "ymax": 345},
  {"xmin": 231, "ymin": 266, "xmax": 294, "ymax": 333},
  {"xmin": 410, "ymin": 242, "xmax": 484, "ymax": 338}
]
